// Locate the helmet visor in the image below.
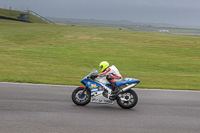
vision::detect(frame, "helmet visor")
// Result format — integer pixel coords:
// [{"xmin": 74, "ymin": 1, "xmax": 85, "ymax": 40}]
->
[{"xmin": 99, "ymin": 65, "xmax": 103, "ymax": 70}]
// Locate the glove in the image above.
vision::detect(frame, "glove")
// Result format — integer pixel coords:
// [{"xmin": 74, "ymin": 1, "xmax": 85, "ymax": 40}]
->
[{"xmin": 90, "ymin": 74, "xmax": 98, "ymax": 80}]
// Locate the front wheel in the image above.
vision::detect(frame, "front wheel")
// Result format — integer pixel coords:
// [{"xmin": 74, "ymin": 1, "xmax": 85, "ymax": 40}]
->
[
  {"xmin": 72, "ymin": 87, "xmax": 91, "ymax": 106},
  {"xmin": 117, "ymin": 89, "xmax": 138, "ymax": 109}
]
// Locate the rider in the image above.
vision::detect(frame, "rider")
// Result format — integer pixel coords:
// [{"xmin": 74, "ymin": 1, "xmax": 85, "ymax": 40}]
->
[{"xmin": 91, "ymin": 61, "xmax": 123, "ymax": 98}]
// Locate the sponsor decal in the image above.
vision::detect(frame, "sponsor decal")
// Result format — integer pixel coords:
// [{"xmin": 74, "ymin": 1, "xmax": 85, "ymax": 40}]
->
[
  {"xmin": 104, "ymin": 100, "xmax": 113, "ymax": 103},
  {"xmin": 91, "ymin": 84, "xmax": 96, "ymax": 87},
  {"xmin": 91, "ymin": 98, "xmax": 102, "ymax": 102},
  {"xmin": 89, "ymin": 84, "xmax": 98, "ymax": 89},
  {"xmin": 98, "ymin": 86, "xmax": 103, "ymax": 91},
  {"xmin": 126, "ymin": 78, "xmax": 133, "ymax": 81},
  {"xmin": 87, "ymin": 82, "xmax": 91, "ymax": 85},
  {"xmin": 89, "ymin": 86, "xmax": 98, "ymax": 89},
  {"xmin": 91, "ymin": 88, "xmax": 98, "ymax": 92}
]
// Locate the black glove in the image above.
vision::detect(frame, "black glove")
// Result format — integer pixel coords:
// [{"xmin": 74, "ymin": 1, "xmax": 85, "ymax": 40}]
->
[{"xmin": 90, "ymin": 74, "xmax": 98, "ymax": 80}]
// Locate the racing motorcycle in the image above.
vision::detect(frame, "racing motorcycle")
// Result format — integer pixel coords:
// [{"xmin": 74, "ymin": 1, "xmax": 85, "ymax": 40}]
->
[{"xmin": 71, "ymin": 69, "xmax": 140, "ymax": 109}]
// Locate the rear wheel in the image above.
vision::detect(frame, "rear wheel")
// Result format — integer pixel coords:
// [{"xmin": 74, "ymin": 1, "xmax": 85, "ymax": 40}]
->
[
  {"xmin": 72, "ymin": 87, "xmax": 91, "ymax": 106},
  {"xmin": 117, "ymin": 89, "xmax": 138, "ymax": 109}
]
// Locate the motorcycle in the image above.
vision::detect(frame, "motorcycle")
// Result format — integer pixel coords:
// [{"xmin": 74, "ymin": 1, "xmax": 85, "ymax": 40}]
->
[{"xmin": 71, "ymin": 69, "xmax": 140, "ymax": 109}]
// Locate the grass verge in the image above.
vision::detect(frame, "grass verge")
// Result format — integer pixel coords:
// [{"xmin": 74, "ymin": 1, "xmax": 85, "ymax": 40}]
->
[{"xmin": 0, "ymin": 19, "xmax": 200, "ymax": 90}]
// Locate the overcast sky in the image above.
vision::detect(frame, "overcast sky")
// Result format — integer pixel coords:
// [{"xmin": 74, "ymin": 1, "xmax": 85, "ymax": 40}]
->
[{"xmin": 1, "ymin": 0, "xmax": 200, "ymax": 26}]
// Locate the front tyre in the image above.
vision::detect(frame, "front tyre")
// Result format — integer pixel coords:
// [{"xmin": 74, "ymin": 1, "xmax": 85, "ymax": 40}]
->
[
  {"xmin": 72, "ymin": 87, "xmax": 91, "ymax": 106},
  {"xmin": 117, "ymin": 89, "xmax": 138, "ymax": 109}
]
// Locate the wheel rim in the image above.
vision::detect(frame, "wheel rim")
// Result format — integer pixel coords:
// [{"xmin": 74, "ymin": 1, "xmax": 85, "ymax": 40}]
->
[
  {"xmin": 78, "ymin": 93, "xmax": 85, "ymax": 99},
  {"xmin": 75, "ymin": 90, "xmax": 88, "ymax": 103},
  {"xmin": 119, "ymin": 92, "xmax": 135, "ymax": 106}
]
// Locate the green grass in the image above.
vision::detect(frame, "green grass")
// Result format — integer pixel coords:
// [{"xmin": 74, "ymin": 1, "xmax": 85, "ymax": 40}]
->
[
  {"xmin": 0, "ymin": 19, "xmax": 200, "ymax": 90},
  {"xmin": 0, "ymin": 8, "xmax": 47, "ymax": 23}
]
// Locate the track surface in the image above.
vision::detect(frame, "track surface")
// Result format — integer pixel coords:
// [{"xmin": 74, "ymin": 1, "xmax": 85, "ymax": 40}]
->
[{"xmin": 0, "ymin": 82, "xmax": 200, "ymax": 133}]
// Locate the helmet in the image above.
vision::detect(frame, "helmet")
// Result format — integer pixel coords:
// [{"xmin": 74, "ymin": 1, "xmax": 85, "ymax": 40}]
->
[{"xmin": 99, "ymin": 61, "xmax": 109, "ymax": 72}]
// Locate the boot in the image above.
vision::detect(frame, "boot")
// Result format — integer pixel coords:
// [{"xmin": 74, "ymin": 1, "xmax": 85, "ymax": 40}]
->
[{"xmin": 110, "ymin": 83, "xmax": 120, "ymax": 100}]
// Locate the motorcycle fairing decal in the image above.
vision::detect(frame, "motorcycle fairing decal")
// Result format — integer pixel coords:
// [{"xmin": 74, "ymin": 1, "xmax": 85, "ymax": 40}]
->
[
  {"xmin": 91, "ymin": 98, "xmax": 114, "ymax": 104},
  {"xmin": 91, "ymin": 92, "xmax": 114, "ymax": 104},
  {"xmin": 98, "ymin": 86, "xmax": 103, "ymax": 91},
  {"xmin": 84, "ymin": 80, "xmax": 103, "ymax": 92},
  {"xmin": 90, "ymin": 88, "xmax": 98, "ymax": 92},
  {"xmin": 89, "ymin": 84, "xmax": 98, "ymax": 89},
  {"xmin": 116, "ymin": 78, "xmax": 140, "ymax": 86},
  {"xmin": 81, "ymin": 78, "xmax": 104, "ymax": 92},
  {"xmin": 124, "ymin": 78, "xmax": 140, "ymax": 84}
]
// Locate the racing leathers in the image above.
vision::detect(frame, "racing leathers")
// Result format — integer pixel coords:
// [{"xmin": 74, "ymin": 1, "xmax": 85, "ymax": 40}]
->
[{"xmin": 97, "ymin": 65, "xmax": 122, "ymax": 90}]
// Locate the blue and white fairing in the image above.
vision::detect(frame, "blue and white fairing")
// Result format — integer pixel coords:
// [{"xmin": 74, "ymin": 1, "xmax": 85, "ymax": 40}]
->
[
  {"xmin": 81, "ymin": 69, "xmax": 104, "ymax": 93},
  {"xmin": 81, "ymin": 69, "xmax": 140, "ymax": 93}
]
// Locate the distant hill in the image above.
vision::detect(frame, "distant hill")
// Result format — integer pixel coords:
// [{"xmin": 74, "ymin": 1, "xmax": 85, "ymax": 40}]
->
[
  {"xmin": 48, "ymin": 17, "xmax": 200, "ymax": 29},
  {"xmin": 0, "ymin": 8, "xmax": 47, "ymax": 23},
  {"xmin": 48, "ymin": 17, "xmax": 200, "ymax": 36}
]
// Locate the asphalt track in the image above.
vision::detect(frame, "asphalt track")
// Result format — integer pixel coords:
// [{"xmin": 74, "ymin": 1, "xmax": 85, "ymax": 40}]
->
[{"xmin": 0, "ymin": 82, "xmax": 200, "ymax": 133}]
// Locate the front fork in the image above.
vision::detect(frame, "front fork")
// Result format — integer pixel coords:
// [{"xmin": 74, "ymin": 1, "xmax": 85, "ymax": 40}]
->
[{"xmin": 80, "ymin": 86, "xmax": 88, "ymax": 96}]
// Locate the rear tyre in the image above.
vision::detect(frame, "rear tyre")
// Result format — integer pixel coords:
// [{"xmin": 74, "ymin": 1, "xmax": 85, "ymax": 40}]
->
[
  {"xmin": 117, "ymin": 89, "xmax": 138, "ymax": 109},
  {"xmin": 72, "ymin": 87, "xmax": 91, "ymax": 106}
]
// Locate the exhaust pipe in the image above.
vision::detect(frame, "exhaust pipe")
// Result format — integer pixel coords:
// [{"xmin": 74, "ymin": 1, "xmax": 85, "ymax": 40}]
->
[{"xmin": 117, "ymin": 83, "xmax": 136, "ymax": 95}]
